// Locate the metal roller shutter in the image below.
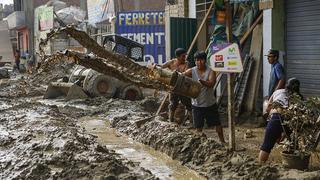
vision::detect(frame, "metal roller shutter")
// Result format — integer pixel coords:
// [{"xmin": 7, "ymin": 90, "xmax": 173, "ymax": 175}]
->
[{"xmin": 286, "ymin": 0, "xmax": 320, "ymax": 97}]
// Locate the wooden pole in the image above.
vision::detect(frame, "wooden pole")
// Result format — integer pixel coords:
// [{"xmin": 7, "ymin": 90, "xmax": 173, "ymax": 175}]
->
[
  {"xmin": 225, "ymin": 0, "xmax": 235, "ymax": 151},
  {"xmin": 186, "ymin": 0, "xmax": 215, "ymax": 58},
  {"xmin": 156, "ymin": 93, "xmax": 169, "ymax": 115},
  {"xmin": 240, "ymin": 12, "xmax": 263, "ymax": 46}
]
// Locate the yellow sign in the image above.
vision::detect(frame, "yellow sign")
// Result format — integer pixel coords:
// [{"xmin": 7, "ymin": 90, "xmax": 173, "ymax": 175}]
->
[{"xmin": 228, "ymin": 61, "xmax": 237, "ymax": 66}]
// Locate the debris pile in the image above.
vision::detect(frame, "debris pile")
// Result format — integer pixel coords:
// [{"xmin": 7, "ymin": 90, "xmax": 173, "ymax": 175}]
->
[{"xmin": 0, "ymin": 61, "xmax": 73, "ymax": 98}]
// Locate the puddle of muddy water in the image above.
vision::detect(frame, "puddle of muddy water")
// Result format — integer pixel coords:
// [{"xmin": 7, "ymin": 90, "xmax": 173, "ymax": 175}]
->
[{"xmin": 79, "ymin": 117, "xmax": 206, "ymax": 180}]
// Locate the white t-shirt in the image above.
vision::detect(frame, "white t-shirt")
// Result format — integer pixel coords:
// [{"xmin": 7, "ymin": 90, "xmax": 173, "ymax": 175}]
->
[{"xmin": 271, "ymin": 89, "xmax": 288, "ymax": 108}]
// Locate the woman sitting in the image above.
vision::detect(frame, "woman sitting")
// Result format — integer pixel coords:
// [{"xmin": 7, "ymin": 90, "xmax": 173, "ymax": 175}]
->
[{"xmin": 259, "ymin": 78, "xmax": 303, "ymax": 163}]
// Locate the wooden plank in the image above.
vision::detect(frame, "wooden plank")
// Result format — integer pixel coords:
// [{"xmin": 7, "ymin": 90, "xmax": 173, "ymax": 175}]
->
[
  {"xmin": 243, "ymin": 24, "xmax": 263, "ymax": 112},
  {"xmin": 156, "ymin": 93, "xmax": 169, "ymax": 115},
  {"xmin": 186, "ymin": 0, "xmax": 215, "ymax": 58},
  {"xmin": 259, "ymin": 0, "xmax": 273, "ymax": 10},
  {"xmin": 240, "ymin": 13, "xmax": 263, "ymax": 46}
]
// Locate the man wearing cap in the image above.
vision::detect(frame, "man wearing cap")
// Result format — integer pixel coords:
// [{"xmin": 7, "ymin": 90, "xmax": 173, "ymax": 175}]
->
[
  {"xmin": 161, "ymin": 48, "xmax": 192, "ymax": 123},
  {"xmin": 266, "ymin": 49, "xmax": 286, "ymax": 98}
]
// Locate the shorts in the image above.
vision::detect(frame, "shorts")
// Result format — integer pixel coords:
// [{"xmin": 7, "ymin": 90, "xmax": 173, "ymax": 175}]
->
[
  {"xmin": 260, "ymin": 113, "xmax": 290, "ymax": 153},
  {"xmin": 192, "ymin": 104, "xmax": 221, "ymax": 128}
]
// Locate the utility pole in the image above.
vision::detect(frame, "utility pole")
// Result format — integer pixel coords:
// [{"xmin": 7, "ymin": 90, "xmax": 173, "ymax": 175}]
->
[{"xmin": 225, "ymin": 0, "xmax": 235, "ymax": 151}]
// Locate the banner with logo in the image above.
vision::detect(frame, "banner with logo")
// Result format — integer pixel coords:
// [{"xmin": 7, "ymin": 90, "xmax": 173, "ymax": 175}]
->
[{"xmin": 209, "ymin": 43, "xmax": 243, "ymax": 73}]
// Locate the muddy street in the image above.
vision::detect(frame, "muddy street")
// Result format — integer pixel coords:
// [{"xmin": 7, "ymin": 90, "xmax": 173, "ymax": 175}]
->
[
  {"xmin": 0, "ymin": 97, "xmax": 157, "ymax": 179},
  {"xmin": 0, "ymin": 69, "xmax": 320, "ymax": 180}
]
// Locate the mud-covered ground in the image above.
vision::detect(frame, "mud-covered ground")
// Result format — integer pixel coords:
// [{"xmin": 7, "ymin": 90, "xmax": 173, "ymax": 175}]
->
[
  {"xmin": 1, "ymin": 65, "xmax": 320, "ymax": 179},
  {"xmin": 0, "ymin": 98, "xmax": 157, "ymax": 179},
  {"xmin": 0, "ymin": 66, "xmax": 158, "ymax": 179}
]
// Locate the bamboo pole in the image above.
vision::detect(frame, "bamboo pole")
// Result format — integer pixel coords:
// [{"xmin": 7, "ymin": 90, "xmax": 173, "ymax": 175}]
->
[
  {"xmin": 225, "ymin": 0, "xmax": 235, "ymax": 151},
  {"xmin": 240, "ymin": 12, "xmax": 263, "ymax": 45},
  {"xmin": 186, "ymin": 0, "xmax": 215, "ymax": 58}
]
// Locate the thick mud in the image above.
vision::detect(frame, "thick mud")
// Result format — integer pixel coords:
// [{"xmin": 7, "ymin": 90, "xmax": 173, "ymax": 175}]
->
[
  {"xmin": 79, "ymin": 117, "xmax": 205, "ymax": 180},
  {"xmin": 0, "ymin": 98, "xmax": 156, "ymax": 179},
  {"xmin": 98, "ymin": 98, "xmax": 320, "ymax": 180},
  {"xmin": 1, "ymin": 62, "xmax": 320, "ymax": 179}
]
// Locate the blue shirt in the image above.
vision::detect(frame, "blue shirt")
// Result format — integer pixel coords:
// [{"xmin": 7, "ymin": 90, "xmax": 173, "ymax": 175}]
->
[{"xmin": 269, "ymin": 62, "xmax": 285, "ymax": 97}]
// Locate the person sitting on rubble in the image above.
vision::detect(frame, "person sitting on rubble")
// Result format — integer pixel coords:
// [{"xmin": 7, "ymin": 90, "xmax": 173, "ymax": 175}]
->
[
  {"xmin": 184, "ymin": 51, "xmax": 225, "ymax": 143},
  {"xmin": 152, "ymin": 48, "xmax": 192, "ymax": 123},
  {"xmin": 259, "ymin": 78, "xmax": 303, "ymax": 163}
]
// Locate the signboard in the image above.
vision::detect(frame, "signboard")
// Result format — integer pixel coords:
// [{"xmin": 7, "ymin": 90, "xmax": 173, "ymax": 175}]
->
[
  {"xmin": 87, "ymin": 0, "xmax": 115, "ymax": 25},
  {"xmin": 116, "ymin": 11, "xmax": 166, "ymax": 64},
  {"xmin": 259, "ymin": 0, "xmax": 273, "ymax": 10},
  {"xmin": 38, "ymin": 6, "xmax": 53, "ymax": 31},
  {"xmin": 209, "ymin": 43, "xmax": 243, "ymax": 73}
]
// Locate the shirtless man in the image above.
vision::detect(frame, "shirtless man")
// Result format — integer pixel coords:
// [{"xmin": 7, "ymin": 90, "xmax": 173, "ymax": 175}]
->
[{"xmin": 159, "ymin": 48, "xmax": 192, "ymax": 123}]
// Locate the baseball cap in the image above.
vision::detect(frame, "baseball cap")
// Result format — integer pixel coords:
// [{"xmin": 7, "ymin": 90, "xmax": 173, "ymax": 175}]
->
[{"xmin": 265, "ymin": 49, "xmax": 279, "ymax": 57}]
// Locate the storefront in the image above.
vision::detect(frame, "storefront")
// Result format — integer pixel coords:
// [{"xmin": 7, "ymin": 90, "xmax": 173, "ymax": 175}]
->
[{"xmin": 285, "ymin": 1, "xmax": 320, "ymax": 97}]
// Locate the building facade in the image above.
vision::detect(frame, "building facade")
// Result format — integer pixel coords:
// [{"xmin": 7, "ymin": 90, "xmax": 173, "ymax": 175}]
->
[
  {"xmin": 263, "ymin": 1, "xmax": 320, "ymax": 97},
  {"xmin": 7, "ymin": 0, "xmax": 86, "ymax": 61}
]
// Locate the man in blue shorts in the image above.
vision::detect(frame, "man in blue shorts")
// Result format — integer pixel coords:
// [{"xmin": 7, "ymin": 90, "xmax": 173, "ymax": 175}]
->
[{"xmin": 184, "ymin": 51, "xmax": 225, "ymax": 143}]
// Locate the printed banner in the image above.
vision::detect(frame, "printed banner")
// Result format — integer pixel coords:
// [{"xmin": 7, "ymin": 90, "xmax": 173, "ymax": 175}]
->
[
  {"xmin": 116, "ymin": 11, "xmax": 166, "ymax": 64},
  {"xmin": 209, "ymin": 43, "xmax": 243, "ymax": 73},
  {"xmin": 39, "ymin": 6, "xmax": 53, "ymax": 31}
]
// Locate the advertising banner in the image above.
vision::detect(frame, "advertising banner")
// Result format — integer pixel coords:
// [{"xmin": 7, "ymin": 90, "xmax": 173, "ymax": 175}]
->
[
  {"xmin": 39, "ymin": 6, "xmax": 53, "ymax": 31},
  {"xmin": 116, "ymin": 11, "xmax": 166, "ymax": 64},
  {"xmin": 209, "ymin": 43, "xmax": 243, "ymax": 73}
]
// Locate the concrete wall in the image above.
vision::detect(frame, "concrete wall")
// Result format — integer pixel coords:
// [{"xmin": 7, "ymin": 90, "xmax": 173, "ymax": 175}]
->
[
  {"xmin": 262, "ymin": 1, "xmax": 285, "ymax": 97},
  {"xmin": 271, "ymin": 0, "xmax": 285, "ymax": 52},
  {"xmin": 0, "ymin": 20, "xmax": 14, "ymax": 64},
  {"xmin": 263, "ymin": 9, "xmax": 272, "ymax": 97},
  {"xmin": 24, "ymin": 0, "xmax": 33, "ymax": 58},
  {"xmin": 188, "ymin": 0, "xmax": 196, "ymax": 18}
]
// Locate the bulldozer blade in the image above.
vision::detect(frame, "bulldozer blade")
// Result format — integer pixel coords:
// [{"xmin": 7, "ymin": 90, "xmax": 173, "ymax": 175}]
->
[{"xmin": 44, "ymin": 82, "xmax": 88, "ymax": 100}]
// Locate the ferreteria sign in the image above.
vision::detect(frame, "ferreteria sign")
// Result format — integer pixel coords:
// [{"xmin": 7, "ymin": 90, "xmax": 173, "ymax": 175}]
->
[
  {"xmin": 209, "ymin": 43, "xmax": 243, "ymax": 73},
  {"xmin": 116, "ymin": 11, "xmax": 166, "ymax": 64}
]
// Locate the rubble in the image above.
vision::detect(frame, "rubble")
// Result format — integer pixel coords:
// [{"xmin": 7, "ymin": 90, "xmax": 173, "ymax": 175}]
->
[{"xmin": 0, "ymin": 61, "xmax": 73, "ymax": 98}]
